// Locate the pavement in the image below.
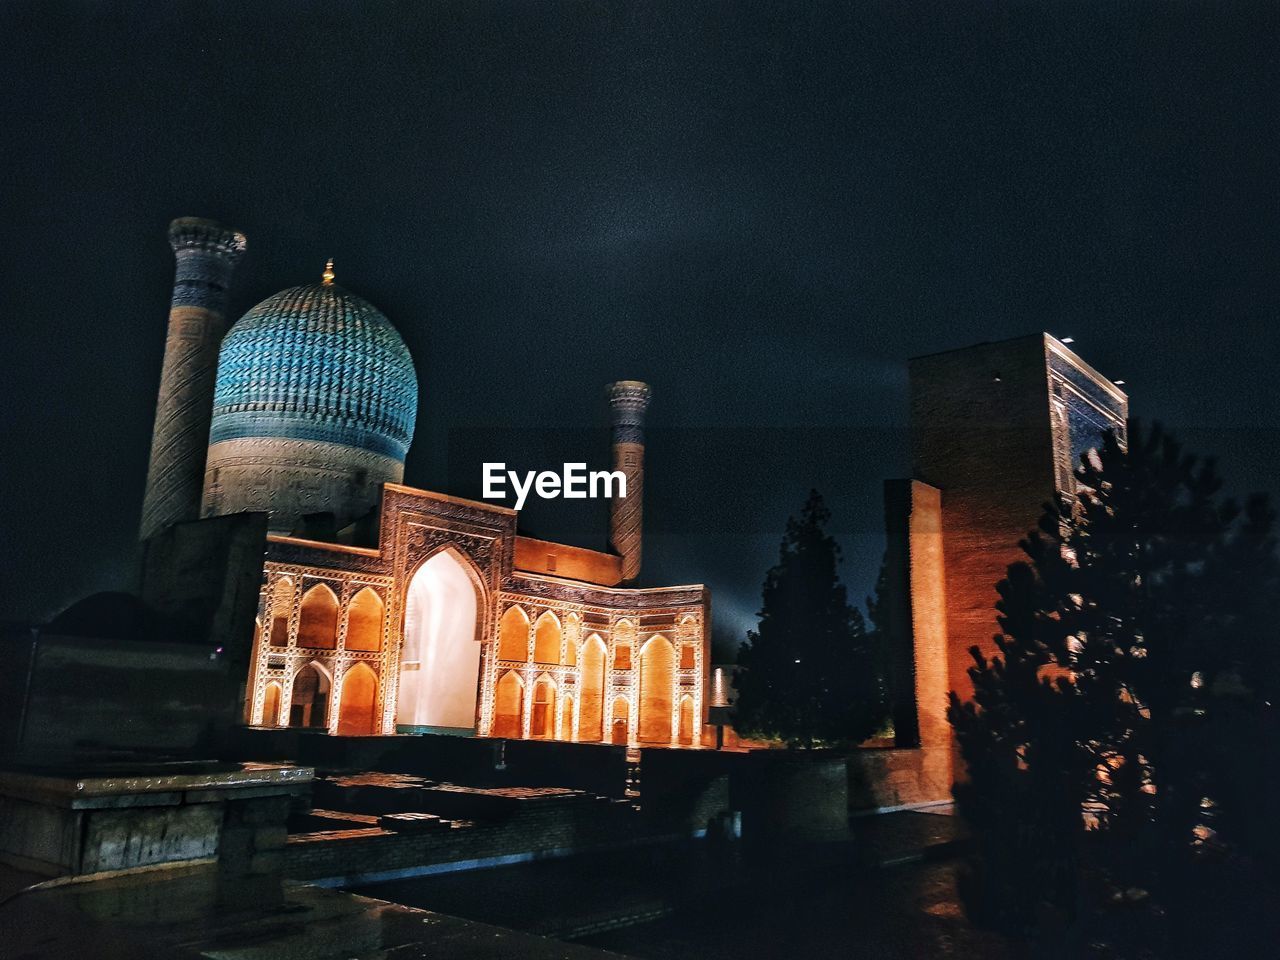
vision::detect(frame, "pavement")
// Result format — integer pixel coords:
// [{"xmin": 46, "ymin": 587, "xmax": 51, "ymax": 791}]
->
[
  {"xmin": 850, "ymin": 805, "xmax": 967, "ymax": 865},
  {"xmin": 0, "ymin": 861, "xmax": 626, "ymax": 959},
  {"xmin": 0, "ymin": 809, "xmax": 976, "ymax": 960}
]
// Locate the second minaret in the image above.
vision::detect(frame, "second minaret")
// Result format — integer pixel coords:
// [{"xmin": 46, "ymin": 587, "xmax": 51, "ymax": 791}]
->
[{"xmin": 606, "ymin": 381, "xmax": 652, "ymax": 584}]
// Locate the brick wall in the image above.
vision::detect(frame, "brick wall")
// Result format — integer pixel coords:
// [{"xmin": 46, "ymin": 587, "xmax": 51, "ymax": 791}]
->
[
  {"xmin": 909, "ymin": 335, "xmax": 1058, "ymax": 703},
  {"xmin": 847, "ymin": 746, "xmax": 951, "ymax": 810},
  {"xmin": 226, "ymin": 728, "xmax": 632, "ymax": 797}
]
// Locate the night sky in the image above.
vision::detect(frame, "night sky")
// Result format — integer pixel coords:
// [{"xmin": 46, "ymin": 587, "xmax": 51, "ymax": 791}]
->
[{"xmin": 3, "ymin": 2, "xmax": 1277, "ymax": 648}]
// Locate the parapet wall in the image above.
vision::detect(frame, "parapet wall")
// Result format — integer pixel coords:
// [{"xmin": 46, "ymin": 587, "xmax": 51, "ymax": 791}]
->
[
  {"xmin": 285, "ymin": 793, "xmax": 641, "ymax": 885},
  {"xmin": 847, "ymin": 746, "xmax": 952, "ymax": 811},
  {"xmin": 226, "ymin": 728, "xmax": 632, "ymax": 797},
  {"xmin": 2, "ymin": 633, "xmax": 238, "ymax": 759}
]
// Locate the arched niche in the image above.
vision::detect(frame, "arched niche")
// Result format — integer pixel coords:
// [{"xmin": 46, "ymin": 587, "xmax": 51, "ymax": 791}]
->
[
  {"xmin": 610, "ymin": 697, "xmax": 630, "ymax": 745},
  {"xmin": 638, "ymin": 635, "xmax": 675, "ymax": 744},
  {"xmin": 492, "ymin": 670, "xmax": 524, "ymax": 739},
  {"xmin": 578, "ymin": 634, "xmax": 607, "ymax": 742},
  {"xmin": 564, "ymin": 614, "xmax": 581, "ymax": 666},
  {"xmin": 678, "ymin": 694, "xmax": 696, "ymax": 746},
  {"xmin": 497, "ymin": 605, "xmax": 529, "ymax": 662},
  {"xmin": 298, "ymin": 584, "xmax": 339, "ymax": 649},
  {"xmin": 396, "ymin": 549, "xmax": 484, "ymax": 734},
  {"xmin": 531, "ymin": 675, "xmax": 556, "ymax": 739},
  {"xmin": 613, "ymin": 619, "xmax": 636, "ymax": 671},
  {"xmin": 533, "ymin": 611, "xmax": 561, "ymax": 665},
  {"xmin": 262, "ymin": 680, "xmax": 283, "ymax": 726},
  {"xmin": 337, "ymin": 662, "xmax": 379, "ymax": 736},
  {"xmin": 345, "ymin": 587, "xmax": 384, "ymax": 652},
  {"xmin": 289, "ymin": 661, "xmax": 331, "ymax": 728},
  {"xmin": 269, "ymin": 577, "xmax": 293, "ymax": 646}
]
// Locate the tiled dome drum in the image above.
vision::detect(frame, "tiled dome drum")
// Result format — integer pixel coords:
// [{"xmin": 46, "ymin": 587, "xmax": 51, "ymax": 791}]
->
[{"xmin": 201, "ymin": 277, "xmax": 418, "ymax": 531}]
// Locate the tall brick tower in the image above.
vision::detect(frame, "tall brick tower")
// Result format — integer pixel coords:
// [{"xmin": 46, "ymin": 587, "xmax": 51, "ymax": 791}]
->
[
  {"xmin": 884, "ymin": 333, "xmax": 1127, "ymax": 758},
  {"xmin": 140, "ymin": 218, "xmax": 247, "ymax": 541},
  {"xmin": 607, "ymin": 381, "xmax": 652, "ymax": 584}
]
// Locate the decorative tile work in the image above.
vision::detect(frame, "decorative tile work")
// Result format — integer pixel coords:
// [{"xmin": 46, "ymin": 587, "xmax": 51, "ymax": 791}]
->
[
  {"xmin": 204, "ymin": 281, "xmax": 418, "ymax": 530},
  {"xmin": 607, "ymin": 381, "xmax": 651, "ymax": 583},
  {"xmin": 140, "ymin": 218, "xmax": 246, "ymax": 541},
  {"xmin": 211, "ymin": 282, "xmax": 416, "ymax": 457}
]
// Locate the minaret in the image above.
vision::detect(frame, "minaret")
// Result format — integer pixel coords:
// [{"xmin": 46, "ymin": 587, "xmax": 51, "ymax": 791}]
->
[
  {"xmin": 606, "ymin": 381, "xmax": 652, "ymax": 584},
  {"xmin": 140, "ymin": 217, "xmax": 247, "ymax": 540}
]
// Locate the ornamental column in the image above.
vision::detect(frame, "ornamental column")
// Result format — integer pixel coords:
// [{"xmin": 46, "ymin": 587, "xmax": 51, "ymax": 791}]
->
[
  {"xmin": 606, "ymin": 381, "xmax": 652, "ymax": 584},
  {"xmin": 139, "ymin": 217, "xmax": 247, "ymax": 540}
]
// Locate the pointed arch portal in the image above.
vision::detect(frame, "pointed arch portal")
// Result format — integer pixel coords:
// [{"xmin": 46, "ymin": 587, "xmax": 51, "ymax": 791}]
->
[
  {"xmin": 289, "ymin": 662, "xmax": 330, "ymax": 729},
  {"xmin": 610, "ymin": 697, "xmax": 630, "ymax": 745},
  {"xmin": 298, "ymin": 584, "xmax": 339, "ymax": 649},
  {"xmin": 338, "ymin": 663, "xmax": 379, "ymax": 736},
  {"xmin": 533, "ymin": 611, "xmax": 562, "ymax": 664},
  {"xmin": 638, "ymin": 634, "xmax": 675, "ymax": 744},
  {"xmin": 578, "ymin": 634, "xmax": 607, "ymax": 742},
  {"xmin": 498, "ymin": 605, "xmax": 529, "ymax": 661},
  {"xmin": 396, "ymin": 550, "xmax": 483, "ymax": 734},
  {"xmin": 346, "ymin": 588, "xmax": 384, "ymax": 652},
  {"xmin": 531, "ymin": 675, "xmax": 556, "ymax": 739},
  {"xmin": 492, "ymin": 670, "xmax": 524, "ymax": 739},
  {"xmin": 678, "ymin": 694, "xmax": 696, "ymax": 746},
  {"xmin": 262, "ymin": 680, "xmax": 283, "ymax": 727}
]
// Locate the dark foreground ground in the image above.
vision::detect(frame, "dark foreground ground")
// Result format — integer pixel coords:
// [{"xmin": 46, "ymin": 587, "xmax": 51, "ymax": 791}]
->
[
  {"xmin": 581, "ymin": 858, "xmax": 1002, "ymax": 960},
  {"xmin": 0, "ymin": 862, "xmax": 622, "ymax": 959},
  {"xmin": 0, "ymin": 810, "xmax": 1018, "ymax": 959},
  {"xmin": 352, "ymin": 810, "xmax": 1020, "ymax": 960}
]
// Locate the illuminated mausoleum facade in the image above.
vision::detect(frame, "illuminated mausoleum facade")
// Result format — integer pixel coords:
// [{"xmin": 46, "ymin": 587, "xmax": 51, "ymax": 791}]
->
[
  {"xmin": 141, "ymin": 217, "xmax": 709, "ymax": 747},
  {"xmin": 247, "ymin": 488, "xmax": 708, "ymax": 744}
]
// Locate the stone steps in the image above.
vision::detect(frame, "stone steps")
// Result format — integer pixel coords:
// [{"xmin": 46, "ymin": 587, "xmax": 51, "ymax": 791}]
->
[{"xmin": 377, "ymin": 811, "xmax": 457, "ymax": 833}]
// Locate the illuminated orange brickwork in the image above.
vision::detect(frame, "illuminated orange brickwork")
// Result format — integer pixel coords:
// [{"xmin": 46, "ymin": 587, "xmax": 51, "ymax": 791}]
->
[
  {"xmin": 513, "ymin": 536, "xmax": 623, "ymax": 586},
  {"xmin": 336, "ymin": 662, "xmax": 378, "ymax": 735},
  {"xmin": 242, "ymin": 484, "xmax": 710, "ymax": 748},
  {"xmin": 902, "ymin": 334, "xmax": 1126, "ymax": 710},
  {"xmin": 133, "ymin": 219, "xmax": 708, "ymax": 750}
]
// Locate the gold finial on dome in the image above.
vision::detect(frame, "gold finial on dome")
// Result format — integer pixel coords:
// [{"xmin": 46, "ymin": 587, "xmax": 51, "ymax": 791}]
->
[{"xmin": 322, "ymin": 258, "xmax": 335, "ymax": 285}]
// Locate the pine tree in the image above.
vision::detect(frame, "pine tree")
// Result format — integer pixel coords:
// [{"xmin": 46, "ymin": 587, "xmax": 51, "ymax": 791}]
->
[
  {"xmin": 948, "ymin": 539, "xmax": 1082, "ymax": 931},
  {"xmin": 949, "ymin": 422, "xmax": 1280, "ymax": 948},
  {"xmin": 864, "ymin": 558, "xmax": 892, "ymax": 733},
  {"xmin": 734, "ymin": 490, "xmax": 880, "ymax": 748}
]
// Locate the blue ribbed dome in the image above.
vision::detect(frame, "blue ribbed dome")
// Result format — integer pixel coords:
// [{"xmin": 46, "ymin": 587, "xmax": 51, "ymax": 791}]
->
[{"xmin": 211, "ymin": 281, "xmax": 418, "ymax": 461}]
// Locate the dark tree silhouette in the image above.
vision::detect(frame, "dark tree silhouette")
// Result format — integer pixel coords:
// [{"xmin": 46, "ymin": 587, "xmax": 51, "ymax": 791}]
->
[
  {"xmin": 734, "ymin": 490, "xmax": 880, "ymax": 748},
  {"xmin": 949, "ymin": 422, "xmax": 1280, "ymax": 952},
  {"xmin": 864, "ymin": 556, "xmax": 897, "ymax": 736}
]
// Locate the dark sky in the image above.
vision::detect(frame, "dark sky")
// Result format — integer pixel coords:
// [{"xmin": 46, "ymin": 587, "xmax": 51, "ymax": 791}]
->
[{"xmin": 3, "ymin": 1, "xmax": 1277, "ymax": 644}]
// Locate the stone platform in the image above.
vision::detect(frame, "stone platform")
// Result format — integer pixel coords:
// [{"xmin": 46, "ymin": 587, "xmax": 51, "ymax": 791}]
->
[
  {"xmin": 286, "ymin": 772, "xmax": 642, "ymax": 886},
  {"xmin": 0, "ymin": 761, "xmax": 311, "ymax": 877}
]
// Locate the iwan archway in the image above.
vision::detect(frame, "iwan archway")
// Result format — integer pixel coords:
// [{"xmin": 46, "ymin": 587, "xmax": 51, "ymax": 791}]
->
[{"xmin": 396, "ymin": 549, "xmax": 484, "ymax": 734}]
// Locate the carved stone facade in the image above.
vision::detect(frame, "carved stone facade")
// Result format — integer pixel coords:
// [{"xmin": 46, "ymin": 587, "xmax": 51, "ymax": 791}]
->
[
  {"xmin": 244, "ymin": 483, "xmax": 709, "ymax": 748},
  {"xmin": 135, "ymin": 221, "xmax": 707, "ymax": 748},
  {"xmin": 484, "ymin": 581, "xmax": 706, "ymax": 747}
]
